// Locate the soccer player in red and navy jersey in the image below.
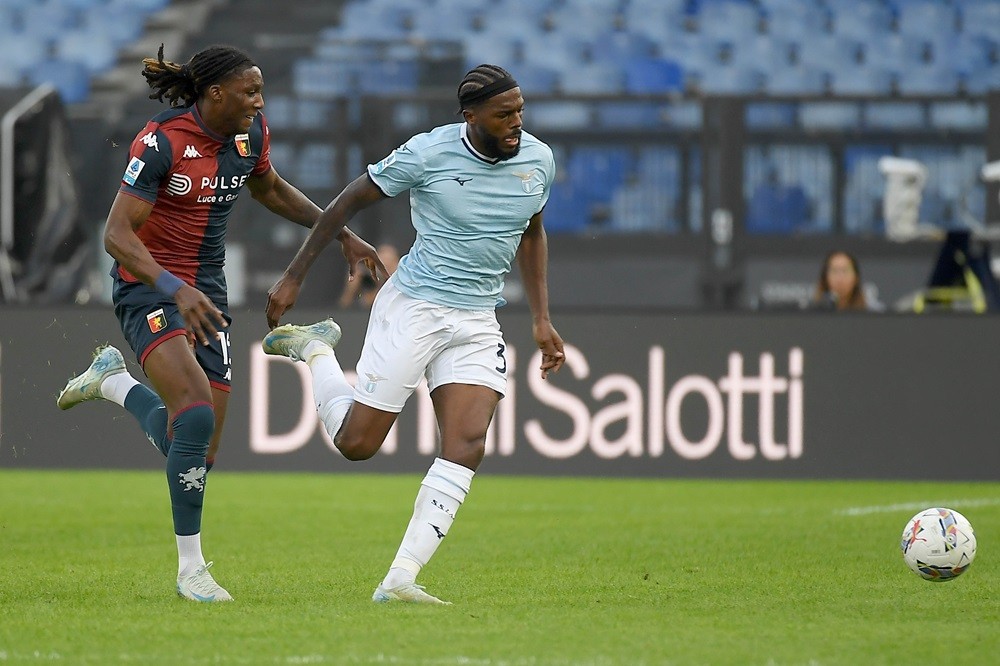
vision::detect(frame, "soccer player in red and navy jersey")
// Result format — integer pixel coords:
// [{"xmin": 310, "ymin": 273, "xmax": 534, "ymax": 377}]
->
[{"xmin": 57, "ymin": 45, "xmax": 388, "ymax": 602}]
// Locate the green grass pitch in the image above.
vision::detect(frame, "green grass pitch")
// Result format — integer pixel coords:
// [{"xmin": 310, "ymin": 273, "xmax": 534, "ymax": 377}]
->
[{"xmin": 0, "ymin": 470, "xmax": 997, "ymax": 664}]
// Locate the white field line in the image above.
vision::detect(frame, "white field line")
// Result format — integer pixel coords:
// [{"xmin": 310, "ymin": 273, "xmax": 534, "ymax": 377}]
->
[{"xmin": 836, "ymin": 497, "xmax": 1000, "ymax": 517}]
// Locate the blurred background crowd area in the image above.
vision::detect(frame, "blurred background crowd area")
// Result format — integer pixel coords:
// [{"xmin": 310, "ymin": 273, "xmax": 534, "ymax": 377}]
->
[{"xmin": 1, "ymin": 0, "xmax": 999, "ymax": 312}]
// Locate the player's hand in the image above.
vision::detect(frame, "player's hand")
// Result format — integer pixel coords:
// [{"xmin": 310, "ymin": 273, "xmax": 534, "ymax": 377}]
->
[
  {"xmin": 533, "ymin": 321, "xmax": 565, "ymax": 379},
  {"xmin": 174, "ymin": 284, "xmax": 227, "ymax": 346},
  {"xmin": 266, "ymin": 275, "xmax": 302, "ymax": 329},
  {"xmin": 339, "ymin": 228, "xmax": 389, "ymax": 285}
]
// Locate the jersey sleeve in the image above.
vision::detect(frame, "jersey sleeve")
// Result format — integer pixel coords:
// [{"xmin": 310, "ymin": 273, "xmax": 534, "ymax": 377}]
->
[
  {"xmin": 252, "ymin": 114, "xmax": 272, "ymax": 177},
  {"xmin": 119, "ymin": 122, "xmax": 172, "ymax": 204},
  {"xmin": 366, "ymin": 137, "xmax": 425, "ymax": 198}
]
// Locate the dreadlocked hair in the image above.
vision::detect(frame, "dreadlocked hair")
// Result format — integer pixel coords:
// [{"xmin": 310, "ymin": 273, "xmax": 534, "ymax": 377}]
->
[
  {"xmin": 457, "ymin": 64, "xmax": 513, "ymax": 108},
  {"xmin": 141, "ymin": 44, "xmax": 256, "ymax": 107}
]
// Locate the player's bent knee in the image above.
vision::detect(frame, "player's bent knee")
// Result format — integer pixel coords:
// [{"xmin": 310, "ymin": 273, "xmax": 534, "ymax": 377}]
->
[{"xmin": 334, "ymin": 433, "xmax": 379, "ymax": 461}]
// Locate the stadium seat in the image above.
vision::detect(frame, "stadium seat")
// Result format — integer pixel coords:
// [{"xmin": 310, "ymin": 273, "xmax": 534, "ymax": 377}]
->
[
  {"xmin": 764, "ymin": 66, "xmax": 827, "ymax": 95},
  {"xmin": 623, "ymin": 57, "xmax": 685, "ymax": 94},
  {"xmin": 896, "ymin": 65, "xmax": 960, "ymax": 96},
  {"xmin": 292, "ymin": 59, "xmax": 354, "ymax": 99},
  {"xmin": 611, "ymin": 181, "xmax": 678, "ymax": 232},
  {"xmin": 0, "ymin": 33, "xmax": 49, "ymax": 78},
  {"xmin": 929, "ymin": 102, "xmax": 988, "ymax": 130},
  {"xmin": 27, "ymin": 59, "xmax": 90, "ymax": 104},
  {"xmin": 698, "ymin": 65, "xmax": 764, "ymax": 94},
  {"xmin": 567, "ymin": 147, "xmax": 632, "ymax": 206},
  {"xmin": 558, "ymin": 63, "xmax": 626, "ymax": 96},
  {"xmin": 542, "ymin": 181, "xmax": 591, "ymax": 233},
  {"xmin": 511, "ymin": 65, "xmax": 559, "ymax": 95},
  {"xmin": 799, "ymin": 102, "xmax": 862, "ymax": 130},
  {"xmin": 865, "ymin": 102, "xmax": 925, "ymax": 129},
  {"xmin": 546, "ymin": 3, "xmax": 620, "ymax": 39},
  {"xmin": 528, "ymin": 102, "xmax": 591, "ymax": 130},
  {"xmin": 961, "ymin": 1, "xmax": 1000, "ymax": 41},
  {"xmin": 595, "ymin": 101, "xmax": 666, "ymax": 129},
  {"xmin": 19, "ymin": 3, "xmax": 79, "ymax": 42},
  {"xmin": 828, "ymin": 1, "xmax": 892, "ymax": 40},
  {"xmin": 694, "ymin": 0, "xmax": 761, "ymax": 42},
  {"xmin": 829, "ymin": 67, "xmax": 893, "ymax": 96},
  {"xmin": 55, "ymin": 31, "xmax": 119, "ymax": 75},
  {"xmin": 896, "ymin": 1, "xmax": 958, "ymax": 40}
]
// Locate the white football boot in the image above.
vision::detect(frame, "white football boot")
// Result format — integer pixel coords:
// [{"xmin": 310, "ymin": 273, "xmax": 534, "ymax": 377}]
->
[
  {"xmin": 176, "ymin": 562, "xmax": 233, "ymax": 602},
  {"xmin": 262, "ymin": 318, "xmax": 342, "ymax": 362},
  {"xmin": 372, "ymin": 582, "xmax": 451, "ymax": 605},
  {"xmin": 56, "ymin": 345, "xmax": 127, "ymax": 410}
]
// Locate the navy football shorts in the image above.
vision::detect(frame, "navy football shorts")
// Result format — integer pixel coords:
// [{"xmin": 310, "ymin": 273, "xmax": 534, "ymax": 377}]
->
[{"xmin": 113, "ymin": 280, "xmax": 233, "ymax": 392}]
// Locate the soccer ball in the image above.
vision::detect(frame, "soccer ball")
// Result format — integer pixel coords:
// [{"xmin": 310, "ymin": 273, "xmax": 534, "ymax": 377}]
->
[{"xmin": 900, "ymin": 507, "xmax": 976, "ymax": 582}]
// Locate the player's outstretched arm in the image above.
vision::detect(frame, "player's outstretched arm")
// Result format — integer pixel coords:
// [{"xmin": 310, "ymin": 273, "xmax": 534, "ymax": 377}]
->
[
  {"xmin": 517, "ymin": 212, "xmax": 564, "ymax": 379},
  {"xmin": 265, "ymin": 174, "xmax": 386, "ymax": 328}
]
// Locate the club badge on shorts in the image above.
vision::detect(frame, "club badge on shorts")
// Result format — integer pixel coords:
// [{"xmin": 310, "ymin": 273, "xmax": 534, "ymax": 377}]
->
[
  {"xmin": 235, "ymin": 133, "xmax": 251, "ymax": 157},
  {"xmin": 146, "ymin": 308, "xmax": 167, "ymax": 333}
]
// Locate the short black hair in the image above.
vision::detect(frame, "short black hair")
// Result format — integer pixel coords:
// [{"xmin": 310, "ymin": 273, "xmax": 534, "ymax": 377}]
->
[{"xmin": 457, "ymin": 64, "xmax": 516, "ymax": 110}]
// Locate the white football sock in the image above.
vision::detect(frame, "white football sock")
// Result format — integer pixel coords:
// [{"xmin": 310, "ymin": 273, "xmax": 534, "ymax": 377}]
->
[
  {"xmin": 176, "ymin": 533, "xmax": 207, "ymax": 578},
  {"xmin": 307, "ymin": 347, "xmax": 355, "ymax": 439},
  {"xmin": 381, "ymin": 458, "xmax": 474, "ymax": 589},
  {"xmin": 100, "ymin": 372, "xmax": 140, "ymax": 407}
]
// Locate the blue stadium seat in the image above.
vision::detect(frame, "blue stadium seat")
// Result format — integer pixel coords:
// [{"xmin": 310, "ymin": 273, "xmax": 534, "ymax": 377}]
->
[
  {"xmin": 929, "ymin": 102, "xmax": 987, "ymax": 130},
  {"xmin": 729, "ymin": 35, "xmax": 795, "ymax": 72},
  {"xmin": 897, "ymin": 1, "xmax": 958, "ymax": 40},
  {"xmin": 865, "ymin": 102, "xmax": 926, "ymax": 129},
  {"xmin": 698, "ymin": 65, "xmax": 764, "ymax": 94},
  {"xmin": 547, "ymin": 2, "xmax": 620, "ymax": 39},
  {"xmin": 896, "ymin": 65, "xmax": 960, "ymax": 96},
  {"xmin": 82, "ymin": 5, "xmax": 147, "ymax": 46},
  {"xmin": 764, "ymin": 66, "xmax": 827, "ymax": 95},
  {"xmin": 795, "ymin": 35, "xmax": 862, "ymax": 72},
  {"xmin": 961, "ymin": 1, "xmax": 1000, "ymax": 41},
  {"xmin": 829, "ymin": 67, "xmax": 893, "ymax": 96},
  {"xmin": 763, "ymin": 2, "xmax": 827, "ymax": 39},
  {"xmin": 746, "ymin": 182, "xmax": 811, "ymax": 234},
  {"xmin": 521, "ymin": 33, "xmax": 589, "ymax": 71},
  {"xmin": 799, "ymin": 102, "xmax": 862, "ymax": 130},
  {"xmin": 595, "ymin": 102, "xmax": 666, "ymax": 129},
  {"xmin": 358, "ymin": 60, "xmax": 419, "ymax": 95},
  {"xmin": 462, "ymin": 34, "xmax": 522, "ymax": 71},
  {"xmin": 542, "ymin": 181, "xmax": 590, "ymax": 233},
  {"xmin": 558, "ymin": 63, "xmax": 626, "ymax": 96},
  {"xmin": 828, "ymin": 1, "xmax": 892, "ymax": 40},
  {"xmin": 623, "ymin": 57, "xmax": 685, "ymax": 94},
  {"xmin": 55, "ymin": 30, "xmax": 118, "ymax": 75},
  {"xmin": 528, "ymin": 102, "xmax": 591, "ymax": 130},
  {"xmin": 511, "ymin": 64, "xmax": 558, "ymax": 95},
  {"xmin": 611, "ymin": 181, "xmax": 679, "ymax": 232},
  {"xmin": 567, "ymin": 147, "xmax": 631, "ymax": 205},
  {"xmin": 695, "ymin": 0, "xmax": 761, "ymax": 42},
  {"xmin": 622, "ymin": 1, "xmax": 687, "ymax": 43},
  {"xmin": 27, "ymin": 59, "xmax": 90, "ymax": 104},
  {"xmin": 0, "ymin": 33, "xmax": 49, "ymax": 78},
  {"xmin": 20, "ymin": 3, "xmax": 80, "ymax": 42},
  {"xmin": 292, "ymin": 59, "xmax": 354, "ymax": 98}
]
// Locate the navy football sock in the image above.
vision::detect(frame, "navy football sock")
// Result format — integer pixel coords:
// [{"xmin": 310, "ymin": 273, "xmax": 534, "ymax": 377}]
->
[
  {"xmin": 123, "ymin": 384, "xmax": 171, "ymax": 456},
  {"xmin": 166, "ymin": 403, "xmax": 215, "ymax": 536}
]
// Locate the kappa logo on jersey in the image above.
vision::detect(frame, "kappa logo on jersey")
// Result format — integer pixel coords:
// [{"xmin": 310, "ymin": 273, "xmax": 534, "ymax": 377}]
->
[
  {"xmin": 140, "ymin": 132, "xmax": 159, "ymax": 152},
  {"xmin": 183, "ymin": 145, "xmax": 202, "ymax": 159},
  {"xmin": 512, "ymin": 170, "xmax": 541, "ymax": 193},
  {"xmin": 122, "ymin": 157, "xmax": 145, "ymax": 186},
  {"xmin": 146, "ymin": 308, "xmax": 168, "ymax": 333},
  {"xmin": 166, "ymin": 174, "xmax": 192, "ymax": 196},
  {"xmin": 235, "ymin": 133, "xmax": 251, "ymax": 157}
]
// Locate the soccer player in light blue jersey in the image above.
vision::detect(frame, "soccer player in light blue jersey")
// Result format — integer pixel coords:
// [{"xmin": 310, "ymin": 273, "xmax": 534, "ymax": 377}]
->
[{"xmin": 262, "ymin": 64, "xmax": 566, "ymax": 605}]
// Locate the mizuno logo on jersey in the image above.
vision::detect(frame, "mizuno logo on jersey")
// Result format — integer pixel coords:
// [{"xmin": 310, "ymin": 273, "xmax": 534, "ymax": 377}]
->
[
  {"xmin": 449, "ymin": 176, "xmax": 473, "ymax": 186},
  {"xmin": 183, "ymin": 145, "xmax": 202, "ymax": 159},
  {"xmin": 140, "ymin": 132, "xmax": 159, "ymax": 152}
]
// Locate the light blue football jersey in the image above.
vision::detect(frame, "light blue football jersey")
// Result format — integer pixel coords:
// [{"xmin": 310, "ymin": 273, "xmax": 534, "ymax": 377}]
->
[{"xmin": 367, "ymin": 122, "xmax": 555, "ymax": 310}]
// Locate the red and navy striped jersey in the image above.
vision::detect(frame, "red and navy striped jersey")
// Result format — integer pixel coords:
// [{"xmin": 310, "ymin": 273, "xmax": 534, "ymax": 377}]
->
[{"xmin": 114, "ymin": 104, "xmax": 272, "ymax": 305}]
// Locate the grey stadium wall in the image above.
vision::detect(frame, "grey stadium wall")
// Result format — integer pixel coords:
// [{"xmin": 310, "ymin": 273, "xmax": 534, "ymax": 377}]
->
[{"xmin": 1, "ymin": 307, "xmax": 998, "ymax": 480}]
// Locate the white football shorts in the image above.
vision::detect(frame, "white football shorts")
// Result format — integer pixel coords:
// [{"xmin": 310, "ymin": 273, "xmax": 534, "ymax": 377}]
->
[{"xmin": 352, "ymin": 278, "xmax": 508, "ymax": 412}]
